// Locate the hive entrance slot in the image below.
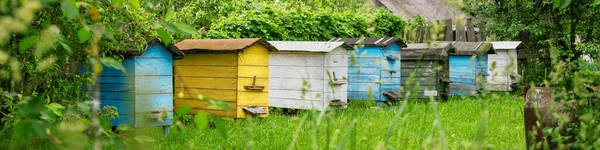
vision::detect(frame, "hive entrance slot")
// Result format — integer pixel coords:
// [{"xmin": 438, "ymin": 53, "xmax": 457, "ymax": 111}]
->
[
  {"xmin": 383, "ymin": 91, "xmax": 402, "ymax": 100},
  {"xmin": 386, "ymin": 55, "xmax": 399, "ymax": 60},
  {"xmin": 329, "ymin": 100, "xmax": 347, "ymax": 107},
  {"xmin": 144, "ymin": 109, "xmax": 168, "ymax": 120},
  {"xmin": 244, "ymin": 76, "xmax": 265, "ymax": 91},
  {"xmin": 243, "ymin": 105, "xmax": 267, "ymax": 115},
  {"xmin": 330, "ymin": 72, "xmax": 346, "ymax": 85}
]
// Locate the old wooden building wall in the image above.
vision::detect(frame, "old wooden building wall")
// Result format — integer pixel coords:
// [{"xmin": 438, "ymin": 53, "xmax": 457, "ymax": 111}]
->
[{"xmin": 323, "ymin": 47, "xmax": 348, "ymax": 106}]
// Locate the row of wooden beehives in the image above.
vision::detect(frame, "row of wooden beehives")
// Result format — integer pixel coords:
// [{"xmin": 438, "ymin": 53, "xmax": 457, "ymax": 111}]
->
[{"xmin": 87, "ymin": 38, "xmax": 527, "ymax": 132}]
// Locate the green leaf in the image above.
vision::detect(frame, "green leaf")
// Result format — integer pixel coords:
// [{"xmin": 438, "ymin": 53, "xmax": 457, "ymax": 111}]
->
[
  {"xmin": 134, "ymin": 135, "xmax": 155, "ymax": 143},
  {"xmin": 164, "ymin": 23, "xmax": 180, "ymax": 33},
  {"xmin": 594, "ymin": 0, "xmax": 600, "ymax": 5},
  {"xmin": 77, "ymin": 28, "xmax": 91, "ymax": 44},
  {"xmin": 111, "ymin": 0, "xmax": 123, "ymax": 8},
  {"xmin": 157, "ymin": 28, "xmax": 172, "ymax": 46},
  {"xmin": 59, "ymin": 41, "xmax": 72, "ymax": 53},
  {"xmin": 78, "ymin": 102, "xmax": 91, "ymax": 115},
  {"xmin": 100, "ymin": 57, "xmax": 126, "ymax": 73},
  {"xmin": 47, "ymin": 103, "xmax": 65, "ymax": 116},
  {"xmin": 173, "ymin": 23, "xmax": 197, "ymax": 34},
  {"xmin": 176, "ymin": 105, "xmax": 192, "ymax": 118},
  {"xmin": 194, "ymin": 112, "xmax": 208, "ymax": 130},
  {"xmin": 61, "ymin": 1, "xmax": 79, "ymax": 20},
  {"xmin": 165, "ymin": 9, "xmax": 174, "ymax": 22},
  {"xmin": 130, "ymin": 0, "xmax": 140, "ymax": 12},
  {"xmin": 553, "ymin": 0, "xmax": 571, "ymax": 9},
  {"xmin": 19, "ymin": 35, "xmax": 38, "ymax": 52},
  {"xmin": 209, "ymin": 115, "xmax": 228, "ymax": 139}
]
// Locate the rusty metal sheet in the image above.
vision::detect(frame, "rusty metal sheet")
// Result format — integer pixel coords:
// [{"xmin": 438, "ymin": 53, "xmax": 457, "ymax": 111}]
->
[
  {"xmin": 175, "ymin": 38, "xmax": 278, "ymax": 53},
  {"xmin": 450, "ymin": 41, "xmax": 495, "ymax": 56},
  {"xmin": 329, "ymin": 37, "xmax": 407, "ymax": 48}
]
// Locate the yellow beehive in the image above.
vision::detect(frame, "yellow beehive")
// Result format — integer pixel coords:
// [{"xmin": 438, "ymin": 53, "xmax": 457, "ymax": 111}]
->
[{"xmin": 174, "ymin": 38, "xmax": 278, "ymax": 118}]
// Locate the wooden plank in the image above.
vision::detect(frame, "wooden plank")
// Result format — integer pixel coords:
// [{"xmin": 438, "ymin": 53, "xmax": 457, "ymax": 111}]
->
[
  {"xmin": 133, "ymin": 57, "xmax": 173, "ymax": 76},
  {"xmin": 381, "ymin": 71, "xmax": 401, "ymax": 78},
  {"xmin": 479, "ymin": 19, "xmax": 486, "ymax": 41},
  {"xmin": 269, "ymin": 90, "xmax": 324, "ymax": 101},
  {"xmin": 348, "ymin": 67, "xmax": 379, "ymax": 75},
  {"xmin": 99, "ymin": 76, "xmax": 134, "ymax": 84},
  {"xmin": 324, "ymin": 67, "xmax": 348, "ymax": 81},
  {"xmin": 174, "ymin": 53, "xmax": 237, "ymax": 66},
  {"xmin": 94, "ymin": 91, "xmax": 135, "ymax": 101},
  {"xmin": 236, "ymin": 105, "xmax": 268, "ymax": 118},
  {"xmin": 381, "ymin": 77, "xmax": 402, "ymax": 84},
  {"xmin": 237, "ymin": 77, "xmax": 269, "ymax": 91},
  {"xmin": 175, "ymin": 99, "xmax": 237, "ymax": 113},
  {"xmin": 98, "ymin": 83, "xmax": 134, "ymax": 92},
  {"xmin": 401, "ymin": 69, "xmax": 436, "ymax": 77},
  {"xmin": 269, "ymin": 53, "xmax": 324, "ymax": 67},
  {"xmin": 381, "ymin": 84, "xmax": 401, "ymax": 93},
  {"xmin": 108, "ymin": 114, "xmax": 134, "ymax": 126},
  {"xmin": 348, "ymin": 74, "xmax": 379, "ymax": 83},
  {"xmin": 269, "ymin": 66, "xmax": 323, "ymax": 79},
  {"xmin": 455, "ymin": 20, "xmax": 467, "ymax": 41},
  {"xmin": 269, "ymin": 98, "xmax": 325, "ymax": 110},
  {"xmin": 401, "ymin": 61, "xmax": 436, "ymax": 68},
  {"xmin": 348, "ymin": 82, "xmax": 380, "ymax": 92},
  {"xmin": 135, "ymin": 76, "xmax": 173, "ymax": 94},
  {"xmin": 174, "ymin": 66, "xmax": 237, "ymax": 78},
  {"xmin": 238, "ymin": 66, "xmax": 269, "ymax": 78},
  {"xmin": 134, "ymin": 112, "xmax": 173, "ymax": 127},
  {"xmin": 449, "ymin": 84, "xmax": 476, "ymax": 95},
  {"xmin": 237, "ymin": 92, "xmax": 269, "ymax": 106},
  {"xmin": 348, "ymin": 92, "xmax": 381, "ymax": 101},
  {"xmin": 349, "ymin": 46, "xmax": 383, "ymax": 57},
  {"xmin": 324, "ymin": 48, "xmax": 348, "ymax": 67},
  {"xmin": 135, "ymin": 94, "xmax": 173, "ymax": 113},
  {"xmin": 174, "ymin": 77, "xmax": 237, "ymax": 90},
  {"xmin": 238, "ymin": 45, "xmax": 269, "ymax": 66},
  {"xmin": 269, "ymin": 78, "xmax": 324, "ymax": 92},
  {"xmin": 466, "ymin": 19, "xmax": 477, "ymax": 42},
  {"xmin": 189, "ymin": 108, "xmax": 236, "ymax": 118},
  {"xmin": 323, "ymin": 91, "xmax": 347, "ymax": 101},
  {"xmin": 174, "ymin": 88, "xmax": 237, "ymax": 102},
  {"xmin": 352, "ymin": 57, "xmax": 381, "ymax": 67},
  {"xmin": 444, "ymin": 19, "xmax": 454, "ymax": 41},
  {"xmin": 400, "ymin": 76, "xmax": 437, "ymax": 86}
]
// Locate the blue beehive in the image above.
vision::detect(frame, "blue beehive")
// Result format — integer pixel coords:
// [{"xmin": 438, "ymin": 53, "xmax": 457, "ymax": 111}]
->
[
  {"xmin": 83, "ymin": 39, "xmax": 184, "ymax": 133},
  {"xmin": 329, "ymin": 37, "xmax": 407, "ymax": 106},
  {"xmin": 448, "ymin": 41, "xmax": 495, "ymax": 95}
]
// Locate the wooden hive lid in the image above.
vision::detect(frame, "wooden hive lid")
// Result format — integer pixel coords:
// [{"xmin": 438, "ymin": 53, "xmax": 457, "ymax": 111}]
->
[{"xmin": 175, "ymin": 38, "xmax": 278, "ymax": 53}]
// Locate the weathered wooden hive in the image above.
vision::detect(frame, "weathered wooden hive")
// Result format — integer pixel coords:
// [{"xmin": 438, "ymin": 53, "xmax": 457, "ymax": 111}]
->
[
  {"xmin": 84, "ymin": 39, "xmax": 184, "ymax": 133},
  {"xmin": 173, "ymin": 38, "xmax": 278, "ymax": 118},
  {"xmin": 401, "ymin": 42, "xmax": 454, "ymax": 99},
  {"xmin": 329, "ymin": 37, "xmax": 407, "ymax": 106},
  {"xmin": 448, "ymin": 41, "xmax": 495, "ymax": 95},
  {"xmin": 267, "ymin": 41, "xmax": 352, "ymax": 110},
  {"xmin": 487, "ymin": 41, "xmax": 527, "ymax": 91}
]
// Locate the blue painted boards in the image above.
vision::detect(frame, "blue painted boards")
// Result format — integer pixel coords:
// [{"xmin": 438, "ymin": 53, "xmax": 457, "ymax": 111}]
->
[
  {"xmin": 346, "ymin": 44, "xmax": 402, "ymax": 104},
  {"xmin": 448, "ymin": 41, "xmax": 494, "ymax": 95},
  {"xmin": 83, "ymin": 43, "xmax": 178, "ymax": 128}
]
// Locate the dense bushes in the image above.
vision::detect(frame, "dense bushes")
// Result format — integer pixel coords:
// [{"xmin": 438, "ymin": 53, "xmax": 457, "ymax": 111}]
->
[{"xmin": 200, "ymin": 3, "xmax": 406, "ymax": 41}]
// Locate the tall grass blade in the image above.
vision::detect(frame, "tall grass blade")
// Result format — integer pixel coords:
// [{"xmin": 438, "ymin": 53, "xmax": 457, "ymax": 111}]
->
[{"xmin": 336, "ymin": 120, "xmax": 357, "ymax": 150}]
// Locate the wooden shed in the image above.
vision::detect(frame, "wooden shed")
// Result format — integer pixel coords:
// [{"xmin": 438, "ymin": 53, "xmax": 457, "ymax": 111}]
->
[
  {"xmin": 487, "ymin": 41, "xmax": 527, "ymax": 91},
  {"xmin": 267, "ymin": 41, "xmax": 352, "ymax": 110},
  {"xmin": 173, "ymin": 38, "xmax": 277, "ymax": 118},
  {"xmin": 401, "ymin": 42, "xmax": 454, "ymax": 99},
  {"xmin": 85, "ymin": 39, "xmax": 184, "ymax": 133},
  {"xmin": 448, "ymin": 41, "xmax": 495, "ymax": 95},
  {"xmin": 329, "ymin": 37, "xmax": 407, "ymax": 106}
]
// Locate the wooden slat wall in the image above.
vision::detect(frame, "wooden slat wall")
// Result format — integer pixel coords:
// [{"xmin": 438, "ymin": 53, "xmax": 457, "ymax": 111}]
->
[
  {"xmin": 236, "ymin": 44, "xmax": 269, "ymax": 118},
  {"xmin": 449, "ymin": 56, "xmax": 478, "ymax": 95},
  {"xmin": 174, "ymin": 52, "xmax": 238, "ymax": 117},
  {"xmin": 132, "ymin": 44, "xmax": 174, "ymax": 127},
  {"xmin": 347, "ymin": 46, "xmax": 382, "ymax": 101},
  {"xmin": 324, "ymin": 47, "xmax": 348, "ymax": 105},
  {"xmin": 269, "ymin": 52, "xmax": 326, "ymax": 110},
  {"xmin": 400, "ymin": 60, "xmax": 439, "ymax": 99}
]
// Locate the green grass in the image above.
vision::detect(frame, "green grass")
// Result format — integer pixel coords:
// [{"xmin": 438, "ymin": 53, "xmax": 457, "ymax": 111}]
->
[{"xmin": 150, "ymin": 93, "xmax": 525, "ymax": 149}]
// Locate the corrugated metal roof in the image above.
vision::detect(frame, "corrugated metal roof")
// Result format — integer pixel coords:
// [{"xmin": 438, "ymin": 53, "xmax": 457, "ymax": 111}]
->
[
  {"xmin": 402, "ymin": 42, "xmax": 454, "ymax": 60},
  {"xmin": 450, "ymin": 41, "xmax": 495, "ymax": 56},
  {"xmin": 175, "ymin": 38, "xmax": 278, "ymax": 53},
  {"xmin": 328, "ymin": 37, "xmax": 407, "ymax": 48},
  {"xmin": 491, "ymin": 41, "xmax": 526, "ymax": 50},
  {"xmin": 268, "ymin": 41, "xmax": 351, "ymax": 52}
]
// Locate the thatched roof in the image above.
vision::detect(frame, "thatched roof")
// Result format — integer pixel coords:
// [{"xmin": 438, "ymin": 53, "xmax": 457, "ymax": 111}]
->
[{"xmin": 375, "ymin": 0, "xmax": 466, "ymax": 20}]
